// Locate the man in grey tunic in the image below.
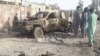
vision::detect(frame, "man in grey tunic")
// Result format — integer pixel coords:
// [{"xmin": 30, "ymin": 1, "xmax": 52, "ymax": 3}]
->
[
  {"xmin": 73, "ymin": 6, "xmax": 81, "ymax": 36},
  {"xmin": 80, "ymin": 7, "xmax": 89, "ymax": 38}
]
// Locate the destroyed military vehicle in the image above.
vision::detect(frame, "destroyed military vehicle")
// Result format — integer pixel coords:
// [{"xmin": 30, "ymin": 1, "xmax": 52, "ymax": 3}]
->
[{"xmin": 13, "ymin": 10, "xmax": 72, "ymax": 39}]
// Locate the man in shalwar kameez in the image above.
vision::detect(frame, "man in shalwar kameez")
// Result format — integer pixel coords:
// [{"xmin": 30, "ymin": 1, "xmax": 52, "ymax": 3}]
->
[
  {"xmin": 73, "ymin": 6, "xmax": 81, "ymax": 36},
  {"xmin": 87, "ymin": 8, "xmax": 98, "ymax": 47}
]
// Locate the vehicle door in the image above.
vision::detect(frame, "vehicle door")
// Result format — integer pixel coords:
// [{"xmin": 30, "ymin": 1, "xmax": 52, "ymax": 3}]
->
[
  {"xmin": 47, "ymin": 12, "xmax": 58, "ymax": 29},
  {"xmin": 59, "ymin": 12, "xmax": 68, "ymax": 28}
]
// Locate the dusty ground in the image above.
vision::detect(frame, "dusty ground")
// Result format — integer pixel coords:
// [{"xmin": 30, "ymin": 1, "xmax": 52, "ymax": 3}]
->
[{"xmin": 0, "ymin": 21, "xmax": 100, "ymax": 56}]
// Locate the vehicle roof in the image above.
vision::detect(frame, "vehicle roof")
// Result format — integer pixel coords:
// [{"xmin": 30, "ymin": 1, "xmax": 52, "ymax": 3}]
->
[{"xmin": 40, "ymin": 10, "xmax": 60, "ymax": 13}]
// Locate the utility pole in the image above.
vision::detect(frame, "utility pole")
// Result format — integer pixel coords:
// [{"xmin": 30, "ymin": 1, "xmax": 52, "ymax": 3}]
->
[
  {"xmin": 7, "ymin": 0, "xmax": 8, "ymax": 17},
  {"xmin": 7, "ymin": 0, "xmax": 8, "ymax": 6},
  {"xmin": 20, "ymin": 0, "xmax": 23, "ymax": 20},
  {"xmin": 15, "ymin": 0, "xmax": 22, "ymax": 20},
  {"xmin": 7, "ymin": 0, "xmax": 9, "ymax": 21}
]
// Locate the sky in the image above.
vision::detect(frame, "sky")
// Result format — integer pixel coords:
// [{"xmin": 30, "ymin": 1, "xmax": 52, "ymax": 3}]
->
[{"xmin": 25, "ymin": 0, "xmax": 92, "ymax": 10}]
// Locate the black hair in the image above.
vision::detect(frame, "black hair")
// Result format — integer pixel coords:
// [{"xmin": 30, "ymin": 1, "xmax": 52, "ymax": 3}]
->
[
  {"xmin": 76, "ymin": 6, "xmax": 81, "ymax": 9},
  {"xmin": 84, "ymin": 7, "xmax": 89, "ymax": 12},
  {"xmin": 89, "ymin": 8, "xmax": 94, "ymax": 13}
]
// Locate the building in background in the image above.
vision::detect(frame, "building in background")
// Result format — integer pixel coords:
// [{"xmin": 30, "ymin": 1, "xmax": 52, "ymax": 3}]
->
[
  {"xmin": 30, "ymin": 2, "xmax": 60, "ymax": 15},
  {"xmin": 30, "ymin": 3, "xmax": 46, "ymax": 16},
  {"xmin": 0, "ymin": 0, "xmax": 60, "ymax": 31}
]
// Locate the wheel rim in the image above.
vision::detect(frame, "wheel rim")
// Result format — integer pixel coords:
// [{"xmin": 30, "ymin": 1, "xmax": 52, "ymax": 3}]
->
[{"xmin": 34, "ymin": 27, "xmax": 44, "ymax": 39}]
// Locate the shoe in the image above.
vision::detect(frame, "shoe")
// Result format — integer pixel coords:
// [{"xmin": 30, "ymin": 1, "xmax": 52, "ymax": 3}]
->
[
  {"xmin": 88, "ymin": 43, "xmax": 93, "ymax": 47},
  {"xmin": 68, "ymin": 33, "xmax": 73, "ymax": 36}
]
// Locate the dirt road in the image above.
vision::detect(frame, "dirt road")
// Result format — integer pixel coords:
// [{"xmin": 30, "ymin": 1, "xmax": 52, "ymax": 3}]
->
[{"xmin": 0, "ymin": 21, "xmax": 100, "ymax": 56}]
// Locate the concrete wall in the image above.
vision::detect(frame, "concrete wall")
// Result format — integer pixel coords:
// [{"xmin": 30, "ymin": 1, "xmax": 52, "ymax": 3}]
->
[
  {"xmin": 0, "ymin": 4, "xmax": 32, "ymax": 31},
  {"xmin": 0, "ymin": 4, "xmax": 16, "ymax": 31}
]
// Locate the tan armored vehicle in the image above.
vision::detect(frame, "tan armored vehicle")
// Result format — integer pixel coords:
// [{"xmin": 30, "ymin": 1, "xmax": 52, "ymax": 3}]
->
[{"xmin": 14, "ymin": 10, "xmax": 72, "ymax": 40}]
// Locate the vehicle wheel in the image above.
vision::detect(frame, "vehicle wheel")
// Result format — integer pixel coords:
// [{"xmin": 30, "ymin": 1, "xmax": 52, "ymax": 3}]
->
[{"xmin": 33, "ymin": 27, "xmax": 44, "ymax": 40}]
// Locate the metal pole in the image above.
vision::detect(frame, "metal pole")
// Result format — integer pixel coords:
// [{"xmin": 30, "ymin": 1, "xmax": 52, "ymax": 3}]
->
[
  {"xmin": 7, "ymin": 0, "xmax": 9, "ymax": 22},
  {"xmin": 7, "ymin": 0, "xmax": 8, "ymax": 5},
  {"xmin": 20, "ymin": 0, "xmax": 23, "ymax": 20}
]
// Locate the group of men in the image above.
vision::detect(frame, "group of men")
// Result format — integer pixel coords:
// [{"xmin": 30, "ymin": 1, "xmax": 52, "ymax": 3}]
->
[{"xmin": 71, "ymin": 6, "xmax": 98, "ymax": 47}]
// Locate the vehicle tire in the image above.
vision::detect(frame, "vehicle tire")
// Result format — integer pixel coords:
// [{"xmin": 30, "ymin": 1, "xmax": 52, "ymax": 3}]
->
[{"xmin": 33, "ymin": 27, "xmax": 44, "ymax": 40}]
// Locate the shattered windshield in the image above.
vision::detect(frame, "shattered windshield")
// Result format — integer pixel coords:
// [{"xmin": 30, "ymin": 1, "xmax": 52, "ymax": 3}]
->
[{"xmin": 35, "ymin": 12, "xmax": 49, "ymax": 18}]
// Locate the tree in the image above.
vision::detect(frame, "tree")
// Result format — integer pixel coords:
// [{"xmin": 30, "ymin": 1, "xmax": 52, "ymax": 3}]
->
[
  {"xmin": 78, "ymin": 0, "xmax": 83, "ymax": 12},
  {"xmin": 91, "ymin": 0, "xmax": 100, "ymax": 11}
]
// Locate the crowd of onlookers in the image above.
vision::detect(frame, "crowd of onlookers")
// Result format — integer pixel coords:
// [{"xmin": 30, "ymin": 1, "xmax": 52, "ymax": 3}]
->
[{"xmin": 69, "ymin": 6, "xmax": 98, "ymax": 47}]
